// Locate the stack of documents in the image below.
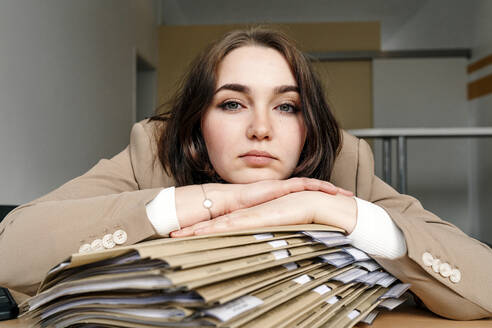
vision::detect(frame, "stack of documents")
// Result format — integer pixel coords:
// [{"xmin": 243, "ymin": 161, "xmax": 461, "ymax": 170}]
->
[{"xmin": 19, "ymin": 224, "xmax": 410, "ymax": 327}]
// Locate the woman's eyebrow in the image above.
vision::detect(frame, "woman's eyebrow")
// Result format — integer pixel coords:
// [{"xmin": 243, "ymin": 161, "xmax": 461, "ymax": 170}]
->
[
  {"xmin": 274, "ymin": 85, "xmax": 299, "ymax": 94},
  {"xmin": 215, "ymin": 83, "xmax": 249, "ymax": 94},
  {"xmin": 214, "ymin": 83, "xmax": 299, "ymax": 95}
]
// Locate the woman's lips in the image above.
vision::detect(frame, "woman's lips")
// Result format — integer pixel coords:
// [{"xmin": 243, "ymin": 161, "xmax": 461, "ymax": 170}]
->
[
  {"xmin": 240, "ymin": 155, "xmax": 275, "ymax": 166},
  {"xmin": 239, "ymin": 150, "xmax": 276, "ymax": 166}
]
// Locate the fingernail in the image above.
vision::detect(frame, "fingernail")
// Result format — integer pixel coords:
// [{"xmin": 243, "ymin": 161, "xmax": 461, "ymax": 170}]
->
[
  {"xmin": 174, "ymin": 228, "xmax": 192, "ymax": 236},
  {"xmin": 173, "ymin": 230, "xmax": 185, "ymax": 236}
]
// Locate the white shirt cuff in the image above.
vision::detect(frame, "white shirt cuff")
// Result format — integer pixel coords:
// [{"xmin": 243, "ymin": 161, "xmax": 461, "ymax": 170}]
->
[
  {"xmin": 145, "ymin": 187, "xmax": 180, "ymax": 236},
  {"xmin": 347, "ymin": 197, "xmax": 407, "ymax": 260}
]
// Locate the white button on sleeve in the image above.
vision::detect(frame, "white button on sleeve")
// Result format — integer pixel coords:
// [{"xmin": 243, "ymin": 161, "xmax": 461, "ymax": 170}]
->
[
  {"xmin": 432, "ymin": 258, "xmax": 441, "ymax": 273},
  {"xmin": 102, "ymin": 234, "xmax": 116, "ymax": 249},
  {"xmin": 347, "ymin": 197, "xmax": 407, "ymax": 259},
  {"xmin": 145, "ymin": 187, "xmax": 181, "ymax": 236},
  {"xmin": 79, "ymin": 243, "xmax": 91, "ymax": 254},
  {"xmin": 439, "ymin": 262, "xmax": 452, "ymax": 277},
  {"xmin": 91, "ymin": 239, "xmax": 104, "ymax": 251},
  {"xmin": 422, "ymin": 252, "xmax": 434, "ymax": 267},
  {"xmin": 450, "ymin": 269, "xmax": 462, "ymax": 283},
  {"xmin": 113, "ymin": 229, "xmax": 128, "ymax": 245}
]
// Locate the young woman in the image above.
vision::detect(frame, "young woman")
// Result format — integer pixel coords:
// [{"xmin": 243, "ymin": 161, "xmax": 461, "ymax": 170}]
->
[{"xmin": 0, "ymin": 27, "xmax": 490, "ymax": 320}]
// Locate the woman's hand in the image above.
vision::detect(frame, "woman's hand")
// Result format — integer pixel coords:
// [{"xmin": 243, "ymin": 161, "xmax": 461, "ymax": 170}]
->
[
  {"xmin": 214, "ymin": 177, "xmax": 353, "ymax": 214},
  {"xmin": 175, "ymin": 178, "xmax": 353, "ymax": 229},
  {"xmin": 171, "ymin": 191, "xmax": 357, "ymax": 237}
]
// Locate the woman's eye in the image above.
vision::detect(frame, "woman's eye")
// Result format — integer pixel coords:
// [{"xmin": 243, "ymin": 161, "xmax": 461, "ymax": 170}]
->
[
  {"xmin": 219, "ymin": 101, "xmax": 242, "ymax": 111},
  {"xmin": 276, "ymin": 103, "xmax": 297, "ymax": 113}
]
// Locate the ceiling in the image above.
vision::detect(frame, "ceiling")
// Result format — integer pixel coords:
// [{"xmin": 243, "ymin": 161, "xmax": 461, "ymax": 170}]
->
[{"xmin": 157, "ymin": 0, "xmax": 478, "ymax": 50}]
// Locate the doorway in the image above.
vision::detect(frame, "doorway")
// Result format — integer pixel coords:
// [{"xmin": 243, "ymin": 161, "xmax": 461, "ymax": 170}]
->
[{"xmin": 135, "ymin": 53, "xmax": 157, "ymax": 122}]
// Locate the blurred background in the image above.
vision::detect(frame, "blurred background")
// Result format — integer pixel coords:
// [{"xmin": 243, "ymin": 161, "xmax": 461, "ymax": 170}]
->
[{"xmin": 0, "ymin": 0, "xmax": 491, "ymax": 244}]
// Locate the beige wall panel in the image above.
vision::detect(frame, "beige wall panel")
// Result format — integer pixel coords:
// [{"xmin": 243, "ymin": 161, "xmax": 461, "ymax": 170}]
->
[
  {"xmin": 158, "ymin": 24, "xmax": 243, "ymax": 106},
  {"xmin": 313, "ymin": 61, "xmax": 373, "ymax": 129},
  {"xmin": 276, "ymin": 22, "xmax": 380, "ymax": 52},
  {"xmin": 157, "ymin": 22, "xmax": 379, "ymax": 128}
]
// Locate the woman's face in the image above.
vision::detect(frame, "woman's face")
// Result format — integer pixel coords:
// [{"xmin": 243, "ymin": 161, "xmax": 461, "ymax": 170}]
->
[{"xmin": 201, "ymin": 45, "xmax": 307, "ymax": 184}]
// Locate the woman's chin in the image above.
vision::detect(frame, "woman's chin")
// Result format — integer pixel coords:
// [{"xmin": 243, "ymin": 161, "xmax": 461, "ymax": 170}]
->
[{"xmin": 223, "ymin": 170, "xmax": 289, "ymax": 184}]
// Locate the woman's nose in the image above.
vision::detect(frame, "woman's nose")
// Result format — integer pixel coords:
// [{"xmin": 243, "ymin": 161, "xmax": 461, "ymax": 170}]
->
[{"xmin": 246, "ymin": 108, "xmax": 272, "ymax": 140}]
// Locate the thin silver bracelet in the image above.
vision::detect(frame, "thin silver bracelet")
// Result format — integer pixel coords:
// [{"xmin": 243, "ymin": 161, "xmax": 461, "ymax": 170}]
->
[{"xmin": 200, "ymin": 184, "xmax": 213, "ymax": 220}]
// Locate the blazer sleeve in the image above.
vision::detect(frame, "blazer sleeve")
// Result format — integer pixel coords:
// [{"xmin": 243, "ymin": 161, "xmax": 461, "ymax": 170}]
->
[
  {"xmin": 355, "ymin": 138, "xmax": 492, "ymax": 320},
  {"xmin": 0, "ymin": 122, "xmax": 163, "ymax": 295}
]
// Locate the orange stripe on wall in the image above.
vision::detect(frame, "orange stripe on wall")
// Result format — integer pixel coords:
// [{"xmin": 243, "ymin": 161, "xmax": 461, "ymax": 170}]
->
[
  {"xmin": 468, "ymin": 74, "xmax": 492, "ymax": 100},
  {"xmin": 468, "ymin": 53, "xmax": 492, "ymax": 73}
]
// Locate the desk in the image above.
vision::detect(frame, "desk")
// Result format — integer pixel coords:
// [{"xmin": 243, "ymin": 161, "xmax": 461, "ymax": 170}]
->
[
  {"xmin": 1, "ymin": 306, "xmax": 491, "ymax": 327},
  {"xmin": 361, "ymin": 306, "xmax": 492, "ymax": 327}
]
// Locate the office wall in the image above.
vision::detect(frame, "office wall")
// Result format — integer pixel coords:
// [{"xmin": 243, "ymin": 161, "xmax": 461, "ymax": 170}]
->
[
  {"xmin": 158, "ymin": 0, "xmax": 476, "ymax": 51},
  {"xmin": 469, "ymin": 0, "xmax": 492, "ymax": 242},
  {"xmin": 0, "ymin": 0, "xmax": 159, "ymax": 204},
  {"xmin": 373, "ymin": 58, "xmax": 472, "ymax": 235},
  {"xmin": 382, "ymin": 0, "xmax": 477, "ymax": 50},
  {"xmin": 371, "ymin": 0, "xmax": 492, "ymax": 243},
  {"xmin": 313, "ymin": 61, "xmax": 373, "ymax": 129}
]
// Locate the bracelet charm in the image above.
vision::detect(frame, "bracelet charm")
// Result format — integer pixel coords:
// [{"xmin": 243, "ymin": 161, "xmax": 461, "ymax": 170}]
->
[{"xmin": 200, "ymin": 185, "xmax": 213, "ymax": 219}]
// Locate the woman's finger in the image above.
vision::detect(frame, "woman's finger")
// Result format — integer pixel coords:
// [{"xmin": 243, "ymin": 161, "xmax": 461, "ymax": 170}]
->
[
  {"xmin": 171, "ymin": 215, "xmax": 229, "ymax": 237},
  {"xmin": 236, "ymin": 178, "xmax": 345, "ymax": 211},
  {"xmin": 337, "ymin": 187, "xmax": 354, "ymax": 196},
  {"xmin": 193, "ymin": 215, "xmax": 242, "ymax": 235},
  {"xmin": 171, "ymin": 214, "xmax": 234, "ymax": 237},
  {"xmin": 280, "ymin": 177, "xmax": 353, "ymax": 196},
  {"xmin": 176, "ymin": 213, "xmax": 258, "ymax": 236}
]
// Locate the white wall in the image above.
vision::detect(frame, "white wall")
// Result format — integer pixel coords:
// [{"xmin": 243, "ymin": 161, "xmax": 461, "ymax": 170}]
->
[
  {"xmin": 469, "ymin": 0, "xmax": 492, "ymax": 243},
  {"xmin": 382, "ymin": 0, "xmax": 477, "ymax": 50},
  {"xmin": 471, "ymin": 0, "xmax": 492, "ymax": 58},
  {"xmin": 159, "ymin": 0, "xmax": 477, "ymax": 51},
  {"xmin": 468, "ymin": 93, "xmax": 492, "ymax": 242},
  {"xmin": 373, "ymin": 58, "xmax": 473, "ymax": 235},
  {"xmin": 371, "ymin": 0, "xmax": 492, "ymax": 242},
  {"xmin": 0, "ymin": 0, "xmax": 159, "ymax": 204}
]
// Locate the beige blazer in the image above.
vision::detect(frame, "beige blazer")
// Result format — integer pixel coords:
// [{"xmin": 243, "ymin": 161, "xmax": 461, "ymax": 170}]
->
[{"xmin": 1, "ymin": 119, "xmax": 491, "ymax": 319}]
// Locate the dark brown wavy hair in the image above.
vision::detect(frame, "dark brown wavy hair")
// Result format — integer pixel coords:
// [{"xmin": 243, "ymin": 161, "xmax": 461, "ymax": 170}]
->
[{"xmin": 149, "ymin": 26, "xmax": 341, "ymax": 186}]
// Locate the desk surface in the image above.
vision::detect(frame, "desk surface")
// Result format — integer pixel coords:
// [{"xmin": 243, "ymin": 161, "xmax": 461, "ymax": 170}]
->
[
  {"xmin": 1, "ymin": 306, "xmax": 491, "ymax": 327},
  {"xmin": 360, "ymin": 306, "xmax": 492, "ymax": 327}
]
